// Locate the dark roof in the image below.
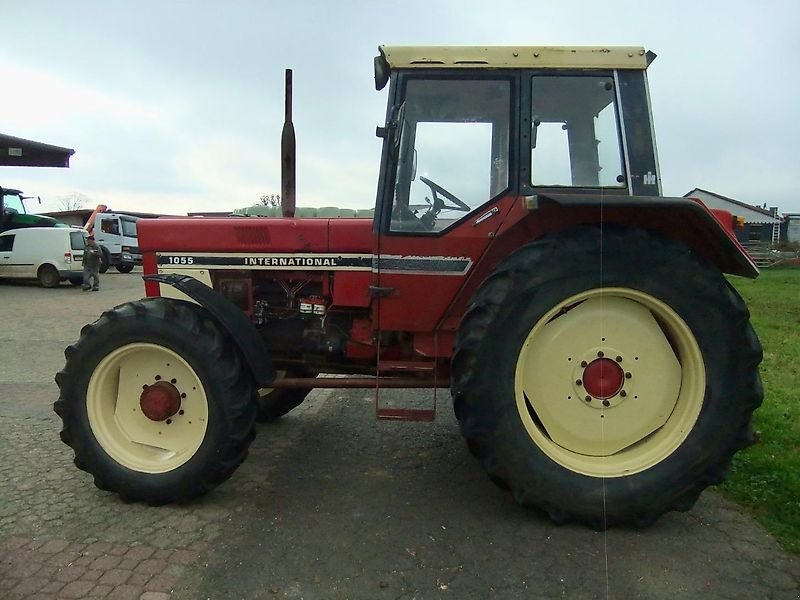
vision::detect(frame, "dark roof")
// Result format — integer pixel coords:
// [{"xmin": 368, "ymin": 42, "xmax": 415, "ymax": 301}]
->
[
  {"xmin": 684, "ymin": 188, "xmax": 775, "ymax": 218},
  {"xmin": 1, "ymin": 134, "xmax": 75, "ymax": 168}
]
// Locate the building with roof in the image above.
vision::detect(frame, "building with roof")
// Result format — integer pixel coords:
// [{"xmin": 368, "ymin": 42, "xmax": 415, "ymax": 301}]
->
[{"xmin": 684, "ymin": 188, "xmax": 781, "ymax": 245}]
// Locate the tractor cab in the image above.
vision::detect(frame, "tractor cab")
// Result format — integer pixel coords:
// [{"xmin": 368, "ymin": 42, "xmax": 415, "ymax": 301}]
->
[{"xmin": 373, "ymin": 45, "xmax": 660, "ymax": 240}]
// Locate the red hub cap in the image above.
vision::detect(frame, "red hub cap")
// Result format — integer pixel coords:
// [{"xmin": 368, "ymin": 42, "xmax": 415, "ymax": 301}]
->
[
  {"xmin": 582, "ymin": 358, "xmax": 624, "ymax": 399},
  {"xmin": 139, "ymin": 381, "xmax": 181, "ymax": 421}
]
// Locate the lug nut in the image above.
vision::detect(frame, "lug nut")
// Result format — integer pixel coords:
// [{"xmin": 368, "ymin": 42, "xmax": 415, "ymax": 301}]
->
[
  {"xmin": 170, "ymin": 378, "xmax": 177, "ymax": 384},
  {"xmin": 179, "ymin": 409, "xmax": 185, "ymax": 415},
  {"xmin": 180, "ymin": 392, "xmax": 187, "ymax": 398},
  {"xmin": 602, "ymin": 400, "xmax": 610, "ymax": 407},
  {"xmin": 597, "ymin": 351, "xmax": 604, "ymax": 358},
  {"xmin": 584, "ymin": 396, "xmax": 591, "ymax": 402},
  {"xmin": 616, "ymin": 356, "xmax": 623, "ymax": 362},
  {"xmin": 576, "ymin": 379, "xmax": 583, "ymax": 386},
  {"xmin": 155, "ymin": 375, "xmax": 161, "ymax": 381},
  {"xmin": 580, "ymin": 361, "xmax": 588, "ymax": 368},
  {"xmin": 625, "ymin": 372, "xmax": 632, "ymax": 379},
  {"xmin": 620, "ymin": 390, "xmax": 627, "ymax": 397},
  {"xmin": 166, "ymin": 419, "xmax": 172, "ymax": 425}
]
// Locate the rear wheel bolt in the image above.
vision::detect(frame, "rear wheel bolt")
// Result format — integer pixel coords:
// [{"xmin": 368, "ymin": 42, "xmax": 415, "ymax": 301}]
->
[
  {"xmin": 166, "ymin": 419, "xmax": 172, "ymax": 425},
  {"xmin": 616, "ymin": 356, "xmax": 623, "ymax": 362},
  {"xmin": 625, "ymin": 372, "xmax": 632, "ymax": 379},
  {"xmin": 584, "ymin": 396, "xmax": 591, "ymax": 402},
  {"xmin": 580, "ymin": 361, "xmax": 588, "ymax": 368},
  {"xmin": 576, "ymin": 379, "xmax": 583, "ymax": 386},
  {"xmin": 620, "ymin": 390, "xmax": 627, "ymax": 397},
  {"xmin": 602, "ymin": 400, "xmax": 610, "ymax": 407},
  {"xmin": 155, "ymin": 375, "xmax": 161, "ymax": 381},
  {"xmin": 597, "ymin": 351, "xmax": 604, "ymax": 358}
]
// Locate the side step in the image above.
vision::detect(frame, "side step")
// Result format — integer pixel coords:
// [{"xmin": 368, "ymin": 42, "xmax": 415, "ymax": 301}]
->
[{"xmin": 375, "ymin": 388, "xmax": 438, "ymax": 422}]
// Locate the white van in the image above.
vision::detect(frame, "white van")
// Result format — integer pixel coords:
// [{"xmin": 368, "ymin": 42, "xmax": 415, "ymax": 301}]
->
[{"xmin": 0, "ymin": 227, "xmax": 86, "ymax": 287}]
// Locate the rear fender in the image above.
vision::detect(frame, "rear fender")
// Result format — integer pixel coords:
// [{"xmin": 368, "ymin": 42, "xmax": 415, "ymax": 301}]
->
[
  {"xmin": 515, "ymin": 194, "xmax": 758, "ymax": 278},
  {"xmin": 143, "ymin": 273, "xmax": 275, "ymax": 387}
]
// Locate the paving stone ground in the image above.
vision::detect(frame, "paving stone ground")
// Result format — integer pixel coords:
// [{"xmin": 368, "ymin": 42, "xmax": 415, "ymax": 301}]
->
[{"xmin": 0, "ymin": 271, "xmax": 798, "ymax": 599}]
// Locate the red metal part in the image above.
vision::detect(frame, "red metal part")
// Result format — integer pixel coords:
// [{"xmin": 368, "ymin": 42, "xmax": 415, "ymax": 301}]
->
[
  {"xmin": 373, "ymin": 197, "xmax": 511, "ymax": 332},
  {"xmin": 582, "ymin": 358, "xmax": 624, "ymax": 399},
  {"xmin": 139, "ymin": 382, "xmax": 181, "ymax": 421}
]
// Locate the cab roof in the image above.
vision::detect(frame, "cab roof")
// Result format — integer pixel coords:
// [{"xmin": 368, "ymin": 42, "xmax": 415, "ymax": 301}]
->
[{"xmin": 375, "ymin": 45, "xmax": 652, "ymax": 89}]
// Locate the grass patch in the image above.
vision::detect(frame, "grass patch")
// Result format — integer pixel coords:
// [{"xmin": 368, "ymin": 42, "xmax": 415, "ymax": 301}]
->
[{"xmin": 723, "ymin": 267, "xmax": 800, "ymax": 554}]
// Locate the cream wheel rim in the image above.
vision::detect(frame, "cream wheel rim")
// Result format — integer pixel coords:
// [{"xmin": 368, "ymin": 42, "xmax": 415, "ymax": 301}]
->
[
  {"xmin": 87, "ymin": 343, "xmax": 209, "ymax": 473},
  {"xmin": 514, "ymin": 287, "xmax": 705, "ymax": 478}
]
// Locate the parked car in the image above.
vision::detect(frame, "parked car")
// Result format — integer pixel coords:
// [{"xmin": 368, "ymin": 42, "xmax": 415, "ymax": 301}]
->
[{"xmin": 0, "ymin": 227, "xmax": 86, "ymax": 287}]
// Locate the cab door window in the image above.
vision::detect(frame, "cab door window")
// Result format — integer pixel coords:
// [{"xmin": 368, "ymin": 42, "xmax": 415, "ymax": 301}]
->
[
  {"xmin": 389, "ymin": 78, "xmax": 511, "ymax": 233},
  {"xmin": 531, "ymin": 75, "xmax": 625, "ymax": 188}
]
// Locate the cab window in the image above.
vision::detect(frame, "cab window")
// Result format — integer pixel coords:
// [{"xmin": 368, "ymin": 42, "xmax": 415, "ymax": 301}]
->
[
  {"xmin": 0, "ymin": 234, "xmax": 15, "ymax": 252},
  {"xmin": 389, "ymin": 78, "xmax": 511, "ymax": 233},
  {"xmin": 121, "ymin": 218, "xmax": 138, "ymax": 238},
  {"xmin": 101, "ymin": 219, "xmax": 120, "ymax": 235},
  {"xmin": 531, "ymin": 75, "xmax": 625, "ymax": 188},
  {"xmin": 70, "ymin": 231, "xmax": 86, "ymax": 250}
]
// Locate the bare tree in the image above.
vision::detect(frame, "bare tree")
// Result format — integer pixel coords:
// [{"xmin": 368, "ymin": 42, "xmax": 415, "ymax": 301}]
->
[
  {"xmin": 259, "ymin": 193, "xmax": 281, "ymax": 207},
  {"xmin": 56, "ymin": 192, "xmax": 90, "ymax": 212}
]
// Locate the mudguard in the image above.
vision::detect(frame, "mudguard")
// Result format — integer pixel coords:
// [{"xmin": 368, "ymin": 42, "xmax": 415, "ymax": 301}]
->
[
  {"xmin": 143, "ymin": 273, "xmax": 275, "ymax": 387},
  {"xmin": 531, "ymin": 193, "xmax": 759, "ymax": 278}
]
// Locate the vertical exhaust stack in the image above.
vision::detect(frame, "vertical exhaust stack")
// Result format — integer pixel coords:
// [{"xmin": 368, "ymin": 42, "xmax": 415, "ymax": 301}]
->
[{"xmin": 281, "ymin": 69, "xmax": 296, "ymax": 218}]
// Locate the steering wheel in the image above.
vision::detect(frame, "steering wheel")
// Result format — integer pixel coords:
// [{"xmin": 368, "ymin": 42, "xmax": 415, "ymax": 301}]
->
[{"xmin": 418, "ymin": 176, "xmax": 470, "ymax": 213}]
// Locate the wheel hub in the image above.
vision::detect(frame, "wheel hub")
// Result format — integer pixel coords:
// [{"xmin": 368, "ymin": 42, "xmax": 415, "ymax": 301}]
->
[
  {"xmin": 140, "ymin": 381, "xmax": 181, "ymax": 422},
  {"xmin": 582, "ymin": 357, "xmax": 624, "ymax": 400}
]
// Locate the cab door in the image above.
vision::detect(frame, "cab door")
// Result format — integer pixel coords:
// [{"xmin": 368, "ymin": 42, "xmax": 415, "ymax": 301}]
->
[{"xmin": 374, "ymin": 75, "xmax": 516, "ymax": 334}]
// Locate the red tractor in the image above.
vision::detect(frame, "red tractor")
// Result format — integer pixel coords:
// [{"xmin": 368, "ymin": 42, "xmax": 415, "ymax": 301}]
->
[{"xmin": 55, "ymin": 46, "xmax": 762, "ymax": 529}]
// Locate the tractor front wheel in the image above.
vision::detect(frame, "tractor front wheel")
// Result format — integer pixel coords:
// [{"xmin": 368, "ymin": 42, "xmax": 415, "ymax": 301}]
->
[
  {"xmin": 54, "ymin": 298, "xmax": 257, "ymax": 504},
  {"xmin": 452, "ymin": 226, "xmax": 762, "ymax": 528}
]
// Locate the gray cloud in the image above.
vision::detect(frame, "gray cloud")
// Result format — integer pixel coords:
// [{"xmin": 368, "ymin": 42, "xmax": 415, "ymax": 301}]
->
[{"xmin": 1, "ymin": 0, "xmax": 798, "ymax": 214}]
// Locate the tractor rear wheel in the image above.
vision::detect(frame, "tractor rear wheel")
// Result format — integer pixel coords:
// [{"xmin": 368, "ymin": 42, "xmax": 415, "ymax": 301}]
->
[
  {"xmin": 452, "ymin": 226, "xmax": 762, "ymax": 528},
  {"xmin": 54, "ymin": 298, "xmax": 257, "ymax": 504}
]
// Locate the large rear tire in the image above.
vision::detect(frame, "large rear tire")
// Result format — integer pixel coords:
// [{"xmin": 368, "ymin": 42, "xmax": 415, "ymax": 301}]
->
[
  {"xmin": 54, "ymin": 298, "xmax": 257, "ymax": 504},
  {"xmin": 452, "ymin": 226, "xmax": 762, "ymax": 528}
]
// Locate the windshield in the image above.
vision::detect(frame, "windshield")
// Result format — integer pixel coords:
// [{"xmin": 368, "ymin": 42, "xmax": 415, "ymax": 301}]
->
[
  {"xmin": 2, "ymin": 192, "xmax": 25, "ymax": 214},
  {"xmin": 121, "ymin": 218, "xmax": 138, "ymax": 238}
]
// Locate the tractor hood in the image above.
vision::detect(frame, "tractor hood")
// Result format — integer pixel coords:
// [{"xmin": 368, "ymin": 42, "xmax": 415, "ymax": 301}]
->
[{"xmin": 138, "ymin": 216, "xmax": 373, "ymax": 256}]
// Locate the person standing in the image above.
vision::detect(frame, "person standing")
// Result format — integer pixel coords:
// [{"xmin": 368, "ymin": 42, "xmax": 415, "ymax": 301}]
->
[{"xmin": 82, "ymin": 235, "xmax": 101, "ymax": 291}]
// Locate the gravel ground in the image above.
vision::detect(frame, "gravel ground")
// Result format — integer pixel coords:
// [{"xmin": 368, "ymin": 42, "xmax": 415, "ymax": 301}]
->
[{"xmin": 0, "ymin": 271, "xmax": 797, "ymax": 599}]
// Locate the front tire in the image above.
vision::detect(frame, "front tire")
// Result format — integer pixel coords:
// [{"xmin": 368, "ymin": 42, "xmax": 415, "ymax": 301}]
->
[
  {"xmin": 116, "ymin": 263, "xmax": 134, "ymax": 274},
  {"xmin": 452, "ymin": 226, "xmax": 762, "ymax": 528},
  {"xmin": 54, "ymin": 298, "xmax": 257, "ymax": 504}
]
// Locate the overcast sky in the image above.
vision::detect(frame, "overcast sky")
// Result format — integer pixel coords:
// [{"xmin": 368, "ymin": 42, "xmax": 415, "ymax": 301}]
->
[{"xmin": 2, "ymin": 0, "xmax": 798, "ymax": 215}]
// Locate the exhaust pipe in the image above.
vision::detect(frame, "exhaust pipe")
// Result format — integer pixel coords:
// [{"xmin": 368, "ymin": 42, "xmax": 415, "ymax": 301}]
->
[{"xmin": 280, "ymin": 68, "xmax": 296, "ymax": 218}]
